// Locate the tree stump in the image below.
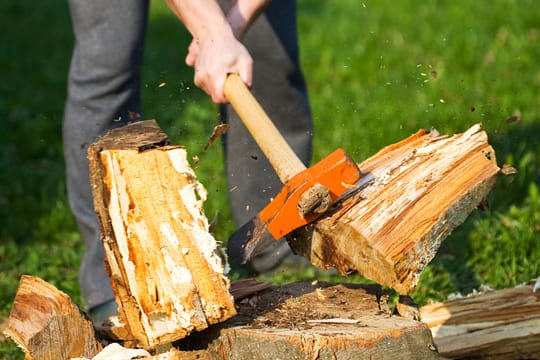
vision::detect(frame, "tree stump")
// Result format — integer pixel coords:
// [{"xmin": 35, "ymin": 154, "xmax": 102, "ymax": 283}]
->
[
  {"xmin": 289, "ymin": 124, "xmax": 500, "ymax": 294},
  {"xmin": 91, "ymin": 281, "xmax": 439, "ymax": 359},
  {"xmin": 3, "ymin": 275, "xmax": 102, "ymax": 360},
  {"xmin": 173, "ymin": 281, "xmax": 439, "ymax": 359},
  {"xmin": 87, "ymin": 120, "xmax": 236, "ymax": 349}
]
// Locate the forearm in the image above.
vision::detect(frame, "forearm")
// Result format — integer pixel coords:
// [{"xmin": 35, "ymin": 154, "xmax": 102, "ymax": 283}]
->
[
  {"xmin": 164, "ymin": 0, "xmax": 256, "ymax": 103},
  {"xmin": 165, "ymin": 0, "xmax": 234, "ymax": 44},
  {"xmin": 226, "ymin": 0, "xmax": 272, "ymax": 39}
]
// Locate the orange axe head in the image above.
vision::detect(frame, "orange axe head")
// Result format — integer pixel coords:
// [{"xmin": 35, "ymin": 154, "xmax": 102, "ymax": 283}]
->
[{"xmin": 227, "ymin": 148, "xmax": 363, "ymax": 264}]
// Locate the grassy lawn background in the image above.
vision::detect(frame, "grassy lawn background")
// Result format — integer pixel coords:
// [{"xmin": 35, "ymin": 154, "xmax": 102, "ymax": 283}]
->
[{"xmin": 1, "ymin": 0, "xmax": 538, "ymax": 357}]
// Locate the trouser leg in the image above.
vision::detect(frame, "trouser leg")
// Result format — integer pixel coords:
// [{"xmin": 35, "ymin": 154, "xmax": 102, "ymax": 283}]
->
[
  {"xmin": 63, "ymin": 0, "xmax": 148, "ymax": 310},
  {"xmin": 221, "ymin": 0, "xmax": 313, "ymax": 273}
]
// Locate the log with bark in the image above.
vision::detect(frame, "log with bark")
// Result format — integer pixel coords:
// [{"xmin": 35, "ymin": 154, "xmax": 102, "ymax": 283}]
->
[
  {"xmin": 87, "ymin": 120, "xmax": 236, "ymax": 349},
  {"xmin": 288, "ymin": 124, "xmax": 500, "ymax": 295},
  {"xmin": 420, "ymin": 280, "xmax": 540, "ymax": 359},
  {"xmin": 3, "ymin": 275, "xmax": 102, "ymax": 360}
]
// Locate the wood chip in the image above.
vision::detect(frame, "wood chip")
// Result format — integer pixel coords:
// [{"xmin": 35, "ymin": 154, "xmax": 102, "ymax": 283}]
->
[{"xmin": 203, "ymin": 123, "xmax": 230, "ymax": 151}]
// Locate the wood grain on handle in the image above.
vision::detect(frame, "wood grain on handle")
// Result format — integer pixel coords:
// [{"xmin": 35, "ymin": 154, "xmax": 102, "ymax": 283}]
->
[{"xmin": 223, "ymin": 73, "xmax": 306, "ymax": 183}]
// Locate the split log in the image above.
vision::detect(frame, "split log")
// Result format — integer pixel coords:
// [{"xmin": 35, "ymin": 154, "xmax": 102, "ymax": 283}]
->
[
  {"xmin": 420, "ymin": 281, "xmax": 540, "ymax": 359},
  {"xmin": 88, "ymin": 120, "xmax": 236, "ymax": 349},
  {"xmin": 3, "ymin": 275, "xmax": 102, "ymax": 360},
  {"xmin": 289, "ymin": 124, "xmax": 500, "ymax": 294},
  {"xmin": 174, "ymin": 281, "xmax": 439, "ymax": 359}
]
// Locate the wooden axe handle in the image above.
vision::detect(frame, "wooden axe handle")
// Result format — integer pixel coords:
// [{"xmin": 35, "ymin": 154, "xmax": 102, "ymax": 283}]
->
[{"xmin": 223, "ymin": 73, "xmax": 306, "ymax": 183}]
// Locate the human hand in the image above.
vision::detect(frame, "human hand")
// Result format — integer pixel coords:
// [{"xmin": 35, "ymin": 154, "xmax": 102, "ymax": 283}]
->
[
  {"xmin": 165, "ymin": 0, "xmax": 267, "ymax": 104},
  {"xmin": 183, "ymin": 0, "xmax": 253, "ymax": 61},
  {"xmin": 185, "ymin": 33, "xmax": 252, "ymax": 104}
]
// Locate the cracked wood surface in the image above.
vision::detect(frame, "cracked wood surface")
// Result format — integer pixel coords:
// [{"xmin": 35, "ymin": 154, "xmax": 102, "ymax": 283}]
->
[
  {"xmin": 174, "ymin": 281, "xmax": 439, "ymax": 360},
  {"xmin": 3, "ymin": 276, "xmax": 102, "ymax": 360},
  {"xmin": 420, "ymin": 281, "xmax": 540, "ymax": 359},
  {"xmin": 88, "ymin": 120, "xmax": 235, "ymax": 349},
  {"xmin": 289, "ymin": 124, "xmax": 500, "ymax": 294}
]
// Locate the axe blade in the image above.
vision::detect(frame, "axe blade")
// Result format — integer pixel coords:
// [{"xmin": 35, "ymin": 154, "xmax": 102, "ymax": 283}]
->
[
  {"xmin": 226, "ymin": 217, "xmax": 275, "ymax": 265},
  {"xmin": 226, "ymin": 149, "xmax": 366, "ymax": 265}
]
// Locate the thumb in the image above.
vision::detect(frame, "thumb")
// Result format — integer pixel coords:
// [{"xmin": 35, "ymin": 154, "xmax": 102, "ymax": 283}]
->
[
  {"xmin": 237, "ymin": 58, "xmax": 253, "ymax": 88},
  {"xmin": 185, "ymin": 52, "xmax": 195, "ymax": 67},
  {"xmin": 185, "ymin": 39, "xmax": 199, "ymax": 67}
]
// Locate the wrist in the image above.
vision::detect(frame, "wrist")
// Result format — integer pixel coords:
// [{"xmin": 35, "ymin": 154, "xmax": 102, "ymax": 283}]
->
[
  {"xmin": 226, "ymin": 0, "xmax": 271, "ymax": 39},
  {"xmin": 196, "ymin": 13, "xmax": 235, "ymax": 45},
  {"xmin": 226, "ymin": 5, "xmax": 248, "ymax": 39},
  {"xmin": 166, "ymin": 0, "xmax": 235, "ymax": 44}
]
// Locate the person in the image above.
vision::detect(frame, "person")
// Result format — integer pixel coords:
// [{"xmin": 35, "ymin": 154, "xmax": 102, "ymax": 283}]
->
[{"xmin": 63, "ymin": 0, "xmax": 313, "ymax": 324}]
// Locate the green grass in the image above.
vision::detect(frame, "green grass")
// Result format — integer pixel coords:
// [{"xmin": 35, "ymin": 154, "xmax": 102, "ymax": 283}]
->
[{"xmin": 1, "ymin": 0, "xmax": 539, "ymax": 357}]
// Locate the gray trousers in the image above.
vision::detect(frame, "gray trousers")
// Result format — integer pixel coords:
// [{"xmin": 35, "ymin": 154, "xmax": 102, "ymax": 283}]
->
[{"xmin": 63, "ymin": 0, "xmax": 312, "ymax": 310}]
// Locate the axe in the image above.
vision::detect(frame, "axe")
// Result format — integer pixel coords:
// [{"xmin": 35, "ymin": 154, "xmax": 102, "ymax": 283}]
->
[{"xmin": 224, "ymin": 74, "xmax": 371, "ymax": 264}]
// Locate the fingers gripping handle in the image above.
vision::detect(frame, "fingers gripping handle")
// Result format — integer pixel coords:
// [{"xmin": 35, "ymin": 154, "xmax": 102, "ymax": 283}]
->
[{"xmin": 223, "ymin": 73, "xmax": 306, "ymax": 183}]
